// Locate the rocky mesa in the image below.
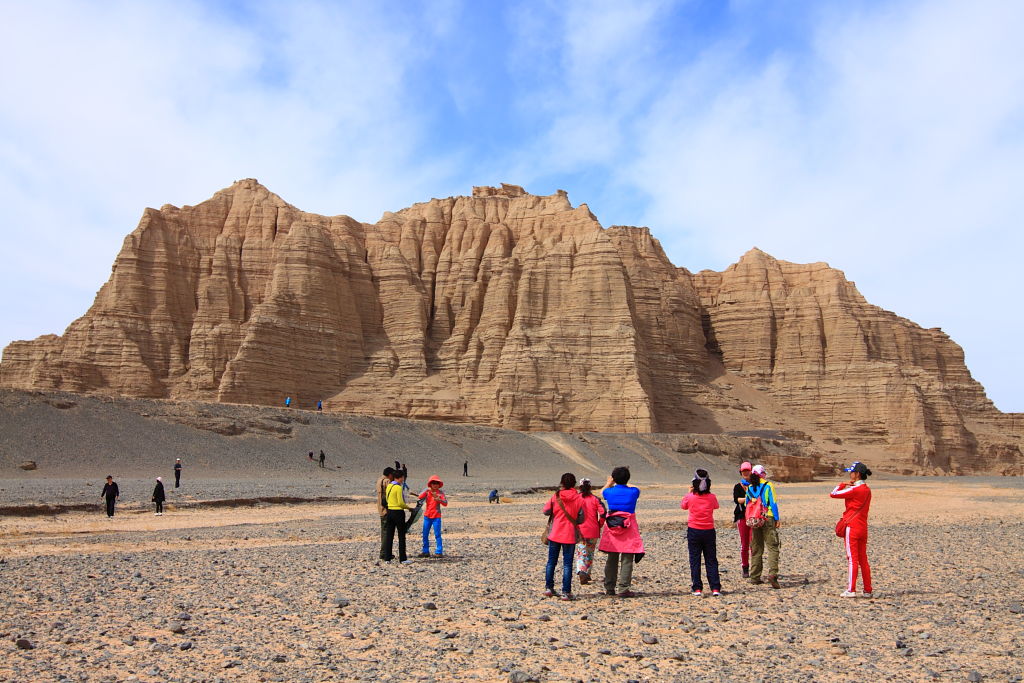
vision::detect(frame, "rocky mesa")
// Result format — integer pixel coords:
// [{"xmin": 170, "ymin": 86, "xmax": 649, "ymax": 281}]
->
[{"xmin": 1, "ymin": 180, "xmax": 1021, "ymax": 475}]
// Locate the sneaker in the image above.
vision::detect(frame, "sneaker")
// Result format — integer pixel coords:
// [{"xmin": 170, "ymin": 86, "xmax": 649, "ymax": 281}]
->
[
  {"xmin": 768, "ymin": 575, "xmax": 781, "ymax": 589},
  {"xmin": 742, "ymin": 566, "xmax": 749, "ymax": 578},
  {"xmin": 560, "ymin": 594, "xmax": 573, "ymax": 601},
  {"xmin": 840, "ymin": 590, "xmax": 857, "ymax": 598},
  {"xmin": 616, "ymin": 590, "xmax": 637, "ymax": 598},
  {"xmin": 692, "ymin": 589, "xmax": 702, "ymax": 596},
  {"xmin": 543, "ymin": 589, "xmax": 557, "ymax": 598},
  {"xmin": 749, "ymin": 578, "xmax": 763, "ymax": 585},
  {"xmin": 711, "ymin": 590, "xmax": 722, "ymax": 597},
  {"xmin": 400, "ymin": 560, "xmax": 413, "ymax": 565},
  {"xmin": 605, "ymin": 589, "xmax": 616, "ymax": 596},
  {"xmin": 418, "ymin": 552, "xmax": 430, "ymax": 558},
  {"xmin": 861, "ymin": 592, "xmax": 873, "ymax": 598},
  {"xmin": 576, "ymin": 571, "xmax": 590, "ymax": 585}
]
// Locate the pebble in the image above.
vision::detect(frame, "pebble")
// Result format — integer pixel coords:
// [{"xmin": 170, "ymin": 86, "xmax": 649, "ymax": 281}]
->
[
  {"xmin": 179, "ymin": 641, "xmax": 193, "ymax": 651},
  {"xmin": 15, "ymin": 638, "xmax": 35, "ymax": 650},
  {"xmin": 423, "ymin": 602, "xmax": 437, "ymax": 610},
  {"xmin": 641, "ymin": 635, "xmax": 658, "ymax": 645}
]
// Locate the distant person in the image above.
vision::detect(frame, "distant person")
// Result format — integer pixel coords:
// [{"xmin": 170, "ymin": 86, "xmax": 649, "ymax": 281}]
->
[
  {"xmin": 308, "ymin": 451, "xmax": 315, "ymax": 463},
  {"xmin": 377, "ymin": 467, "xmax": 396, "ymax": 560},
  {"xmin": 830, "ymin": 461, "xmax": 873, "ymax": 598},
  {"xmin": 463, "ymin": 461, "xmax": 469, "ymax": 477},
  {"xmin": 488, "ymin": 489, "xmax": 500, "ymax": 504},
  {"xmin": 418, "ymin": 475, "xmax": 448, "ymax": 557},
  {"xmin": 542, "ymin": 473, "xmax": 584, "ymax": 600},
  {"xmin": 174, "ymin": 458, "xmax": 182, "ymax": 488},
  {"xmin": 733, "ymin": 462, "xmax": 752, "ymax": 577},
  {"xmin": 319, "ymin": 450, "xmax": 326, "ymax": 468},
  {"xmin": 152, "ymin": 477, "xmax": 166, "ymax": 516},
  {"xmin": 599, "ymin": 466, "xmax": 644, "ymax": 598},
  {"xmin": 317, "ymin": 399, "xmax": 323, "ymax": 412},
  {"xmin": 681, "ymin": 469, "xmax": 721, "ymax": 596},
  {"xmin": 285, "ymin": 396, "xmax": 291, "ymax": 408},
  {"xmin": 746, "ymin": 465, "xmax": 781, "ymax": 589},
  {"xmin": 383, "ymin": 471, "xmax": 413, "ymax": 564},
  {"xmin": 101, "ymin": 475, "xmax": 119, "ymax": 518},
  {"xmin": 574, "ymin": 477, "xmax": 606, "ymax": 586}
]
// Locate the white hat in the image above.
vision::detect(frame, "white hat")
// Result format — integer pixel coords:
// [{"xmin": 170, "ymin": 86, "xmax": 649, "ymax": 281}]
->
[{"xmin": 751, "ymin": 464, "xmax": 767, "ymax": 476}]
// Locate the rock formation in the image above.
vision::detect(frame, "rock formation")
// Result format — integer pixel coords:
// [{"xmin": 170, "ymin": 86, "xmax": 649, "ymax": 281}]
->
[{"xmin": 1, "ymin": 180, "xmax": 1021, "ymax": 474}]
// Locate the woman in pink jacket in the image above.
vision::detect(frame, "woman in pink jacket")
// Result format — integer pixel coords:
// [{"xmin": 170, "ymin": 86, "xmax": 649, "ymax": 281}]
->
[
  {"xmin": 574, "ymin": 478, "xmax": 606, "ymax": 585},
  {"xmin": 543, "ymin": 473, "xmax": 584, "ymax": 600}
]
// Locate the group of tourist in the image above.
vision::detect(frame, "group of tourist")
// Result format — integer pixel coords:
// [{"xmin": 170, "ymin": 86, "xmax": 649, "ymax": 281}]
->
[
  {"xmin": 373, "ymin": 458, "xmax": 874, "ymax": 601},
  {"xmin": 100, "ymin": 458, "xmax": 183, "ymax": 517}
]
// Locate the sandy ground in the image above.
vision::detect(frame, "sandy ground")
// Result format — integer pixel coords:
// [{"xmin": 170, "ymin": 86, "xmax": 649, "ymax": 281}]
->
[{"xmin": 2, "ymin": 477, "xmax": 1023, "ymax": 682}]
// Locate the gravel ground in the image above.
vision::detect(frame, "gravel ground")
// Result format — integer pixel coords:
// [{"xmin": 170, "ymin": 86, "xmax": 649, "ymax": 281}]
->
[{"xmin": 2, "ymin": 479, "xmax": 1022, "ymax": 682}]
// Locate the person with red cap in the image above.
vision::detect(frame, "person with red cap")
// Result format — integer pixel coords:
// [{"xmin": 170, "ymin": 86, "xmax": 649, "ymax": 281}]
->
[
  {"xmin": 733, "ymin": 462, "xmax": 753, "ymax": 578},
  {"xmin": 830, "ymin": 461, "xmax": 873, "ymax": 597},
  {"xmin": 418, "ymin": 475, "xmax": 448, "ymax": 557}
]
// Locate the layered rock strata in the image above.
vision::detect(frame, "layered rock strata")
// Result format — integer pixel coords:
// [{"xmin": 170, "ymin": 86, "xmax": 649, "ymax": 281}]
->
[{"xmin": 2, "ymin": 181, "xmax": 1021, "ymax": 473}]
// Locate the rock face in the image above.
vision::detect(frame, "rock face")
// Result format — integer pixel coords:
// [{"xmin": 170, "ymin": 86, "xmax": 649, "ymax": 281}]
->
[{"xmin": 1, "ymin": 180, "xmax": 1021, "ymax": 473}]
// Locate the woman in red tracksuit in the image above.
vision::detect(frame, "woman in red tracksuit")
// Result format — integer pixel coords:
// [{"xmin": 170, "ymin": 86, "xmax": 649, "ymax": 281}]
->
[{"xmin": 830, "ymin": 461, "xmax": 873, "ymax": 597}]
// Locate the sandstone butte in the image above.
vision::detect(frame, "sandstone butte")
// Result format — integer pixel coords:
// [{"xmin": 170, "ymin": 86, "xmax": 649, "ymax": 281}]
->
[{"xmin": 1, "ymin": 180, "xmax": 1021, "ymax": 475}]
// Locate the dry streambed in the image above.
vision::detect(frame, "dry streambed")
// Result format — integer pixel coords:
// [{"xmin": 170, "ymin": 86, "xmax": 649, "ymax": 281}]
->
[{"xmin": 1, "ymin": 481, "xmax": 1022, "ymax": 682}]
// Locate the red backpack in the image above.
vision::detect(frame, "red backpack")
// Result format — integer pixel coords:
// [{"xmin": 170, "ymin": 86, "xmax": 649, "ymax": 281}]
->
[{"xmin": 744, "ymin": 493, "xmax": 768, "ymax": 528}]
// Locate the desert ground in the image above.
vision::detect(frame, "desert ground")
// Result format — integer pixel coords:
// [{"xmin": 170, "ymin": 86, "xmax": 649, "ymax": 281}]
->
[{"xmin": 2, "ymin": 475, "xmax": 1023, "ymax": 683}]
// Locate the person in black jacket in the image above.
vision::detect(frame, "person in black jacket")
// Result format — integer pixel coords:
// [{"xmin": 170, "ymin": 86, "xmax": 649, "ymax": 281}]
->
[
  {"xmin": 152, "ymin": 477, "xmax": 166, "ymax": 515},
  {"xmin": 733, "ymin": 462, "xmax": 753, "ymax": 578},
  {"xmin": 101, "ymin": 475, "xmax": 120, "ymax": 517},
  {"xmin": 174, "ymin": 458, "xmax": 182, "ymax": 488}
]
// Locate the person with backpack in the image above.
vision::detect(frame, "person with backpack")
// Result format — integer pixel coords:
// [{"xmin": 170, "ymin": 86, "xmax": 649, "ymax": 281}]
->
[
  {"xmin": 599, "ymin": 466, "xmax": 644, "ymax": 598},
  {"xmin": 830, "ymin": 461, "xmax": 873, "ymax": 597},
  {"xmin": 542, "ymin": 473, "xmax": 584, "ymax": 600},
  {"xmin": 745, "ymin": 464, "xmax": 781, "ymax": 588},
  {"xmin": 733, "ymin": 462, "xmax": 752, "ymax": 578},
  {"xmin": 574, "ymin": 477, "xmax": 606, "ymax": 585},
  {"xmin": 680, "ymin": 469, "xmax": 721, "ymax": 596}
]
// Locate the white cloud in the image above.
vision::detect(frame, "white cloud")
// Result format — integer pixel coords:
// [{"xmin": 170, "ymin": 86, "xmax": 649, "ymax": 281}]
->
[{"xmin": 620, "ymin": 0, "xmax": 1024, "ymax": 411}]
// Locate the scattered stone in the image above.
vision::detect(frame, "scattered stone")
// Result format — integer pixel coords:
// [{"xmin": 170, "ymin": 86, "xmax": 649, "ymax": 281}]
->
[
  {"xmin": 179, "ymin": 641, "xmax": 193, "ymax": 651},
  {"xmin": 167, "ymin": 622, "xmax": 185, "ymax": 634},
  {"xmin": 15, "ymin": 638, "xmax": 35, "ymax": 650},
  {"xmin": 423, "ymin": 602, "xmax": 437, "ymax": 610},
  {"xmin": 966, "ymin": 672, "xmax": 982, "ymax": 682},
  {"xmin": 271, "ymin": 654, "xmax": 287, "ymax": 663},
  {"xmin": 18, "ymin": 461, "xmax": 37, "ymax": 471},
  {"xmin": 642, "ymin": 635, "xmax": 658, "ymax": 645}
]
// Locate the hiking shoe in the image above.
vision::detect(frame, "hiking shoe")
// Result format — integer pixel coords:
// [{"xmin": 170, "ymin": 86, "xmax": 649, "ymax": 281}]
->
[
  {"xmin": 560, "ymin": 594, "xmax": 574, "ymax": 602},
  {"xmin": 749, "ymin": 578, "xmax": 763, "ymax": 585},
  {"xmin": 861, "ymin": 592, "xmax": 873, "ymax": 598},
  {"xmin": 418, "ymin": 552, "xmax": 430, "ymax": 558},
  {"xmin": 692, "ymin": 589, "xmax": 702, "ymax": 596},
  {"xmin": 711, "ymin": 590, "xmax": 722, "ymax": 597},
  {"xmin": 841, "ymin": 590, "xmax": 857, "ymax": 597},
  {"xmin": 543, "ymin": 589, "xmax": 557, "ymax": 598},
  {"xmin": 605, "ymin": 589, "xmax": 616, "ymax": 596},
  {"xmin": 768, "ymin": 575, "xmax": 781, "ymax": 589},
  {"xmin": 742, "ymin": 566, "xmax": 749, "ymax": 578},
  {"xmin": 577, "ymin": 571, "xmax": 590, "ymax": 585},
  {"xmin": 616, "ymin": 590, "xmax": 637, "ymax": 598}
]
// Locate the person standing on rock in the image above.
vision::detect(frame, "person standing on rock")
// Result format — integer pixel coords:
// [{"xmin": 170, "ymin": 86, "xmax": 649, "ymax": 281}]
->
[
  {"xmin": 830, "ymin": 461, "xmax": 873, "ymax": 598},
  {"xmin": 101, "ymin": 475, "xmax": 119, "ymax": 518},
  {"xmin": 152, "ymin": 477, "xmax": 166, "ymax": 515},
  {"xmin": 746, "ymin": 465, "xmax": 781, "ymax": 589},
  {"xmin": 681, "ymin": 469, "xmax": 722, "ymax": 596},
  {"xmin": 319, "ymin": 450, "xmax": 326, "ymax": 468},
  {"xmin": 418, "ymin": 475, "xmax": 448, "ymax": 557},
  {"xmin": 377, "ymin": 467, "xmax": 396, "ymax": 560},
  {"xmin": 733, "ymin": 462, "xmax": 753, "ymax": 578},
  {"xmin": 543, "ymin": 473, "xmax": 584, "ymax": 600},
  {"xmin": 574, "ymin": 477, "xmax": 606, "ymax": 586},
  {"xmin": 599, "ymin": 466, "xmax": 644, "ymax": 598},
  {"xmin": 174, "ymin": 458, "xmax": 182, "ymax": 488},
  {"xmin": 383, "ymin": 471, "xmax": 413, "ymax": 564}
]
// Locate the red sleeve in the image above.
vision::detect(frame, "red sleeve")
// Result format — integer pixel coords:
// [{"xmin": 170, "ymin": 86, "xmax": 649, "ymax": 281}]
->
[{"xmin": 418, "ymin": 490, "xmax": 428, "ymax": 500}]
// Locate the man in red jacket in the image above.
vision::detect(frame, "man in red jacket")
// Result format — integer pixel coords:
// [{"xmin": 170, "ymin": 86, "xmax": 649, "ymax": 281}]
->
[{"xmin": 830, "ymin": 461, "xmax": 873, "ymax": 598}]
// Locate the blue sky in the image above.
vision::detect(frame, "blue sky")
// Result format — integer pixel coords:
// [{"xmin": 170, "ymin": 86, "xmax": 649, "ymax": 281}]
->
[{"xmin": 1, "ymin": 0, "xmax": 1022, "ymax": 412}]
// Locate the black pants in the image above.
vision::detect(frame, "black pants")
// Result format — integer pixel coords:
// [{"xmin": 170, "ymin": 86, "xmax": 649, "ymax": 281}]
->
[
  {"xmin": 382, "ymin": 509, "xmax": 407, "ymax": 562},
  {"xmin": 175, "ymin": 471, "xmax": 181, "ymax": 488},
  {"xmin": 155, "ymin": 501, "xmax": 163, "ymax": 513},
  {"xmin": 687, "ymin": 527, "xmax": 721, "ymax": 591},
  {"xmin": 105, "ymin": 497, "xmax": 116, "ymax": 517}
]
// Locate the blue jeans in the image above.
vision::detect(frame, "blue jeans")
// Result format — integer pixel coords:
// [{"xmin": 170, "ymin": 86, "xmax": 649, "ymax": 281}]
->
[
  {"xmin": 545, "ymin": 541, "xmax": 575, "ymax": 594},
  {"xmin": 422, "ymin": 516, "xmax": 443, "ymax": 555}
]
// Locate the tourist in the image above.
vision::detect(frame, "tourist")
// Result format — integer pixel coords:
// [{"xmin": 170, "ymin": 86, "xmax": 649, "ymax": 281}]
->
[
  {"xmin": 308, "ymin": 451, "xmax": 314, "ymax": 463},
  {"xmin": 418, "ymin": 475, "xmax": 448, "ymax": 557},
  {"xmin": 319, "ymin": 450, "xmax": 326, "ymax": 468},
  {"xmin": 733, "ymin": 462, "xmax": 752, "ymax": 577},
  {"xmin": 317, "ymin": 399, "xmax": 323, "ymax": 412},
  {"xmin": 599, "ymin": 466, "xmax": 644, "ymax": 598},
  {"xmin": 488, "ymin": 489, "xmax": 500, "ymax": 504},
  {"xmin": 152, "ymin": 477, "xmax": 166, "ymax": 516},
  {"xmin": 681, "ymin": 469, "xmax": 721, "ymax": 596},
  {"xmin": 574, "ymin": 477, "xmax": 606, "ymax": 585},
  {"xmin": 383, "ymin": 471, "xmax": 413, "ymax": 564},
  {"xmin": 174, "ymin": 458, "xmax": 182, "ymax": 488},
  {"xmin": 830, "ymin": 461, "xmax": 873, "ymax": 598},
  {"xmin": 746, "ymin": 465, "xmax": 781, "ymax": 588},
  {"xmin": 101, "ymin": 475, "xmax": 119, "ymax": 518},
  {"xmin": 377, "ymin": 467, "xmax": 396, "ymax": 560},
  {"xmin": 542, "ymin": 472, "xmax": 584, "ymax": 600},
  {"xmin": 285, "ymin": 396, "xmax": 291, "ymax": 408},
  {"xmin": 463, "ymin": 460, "xmax": 469, "ymax": 477}
]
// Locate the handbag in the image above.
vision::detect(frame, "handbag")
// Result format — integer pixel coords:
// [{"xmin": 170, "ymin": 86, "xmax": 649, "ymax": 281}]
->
[
  {"xmin": 542, "ymin": 494, "xmax": 556, "ymax": 545},
  {"xmin": 835, "ymin": 518, "xmax": 846, "ymax": 538}
]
